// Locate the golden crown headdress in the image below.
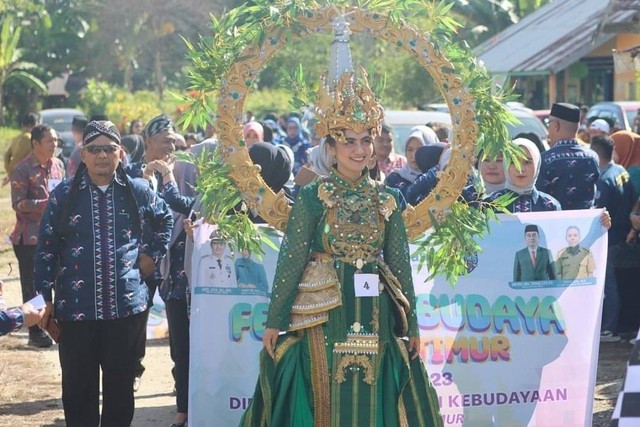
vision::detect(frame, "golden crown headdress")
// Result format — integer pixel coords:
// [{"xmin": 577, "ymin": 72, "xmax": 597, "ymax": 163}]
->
[{"xmin": 312, "ymin": 15, "xmax": 383, "ymax": 144}]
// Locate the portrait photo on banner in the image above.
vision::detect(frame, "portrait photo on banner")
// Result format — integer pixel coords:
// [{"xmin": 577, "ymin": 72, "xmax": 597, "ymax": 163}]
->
[
  {"xmin": 412, "ymin": 209, "xmax": 608, "ymax": 426},
  {"xmin": 191, "ymin": 221, "xmax": 281, "ymax": 296}
]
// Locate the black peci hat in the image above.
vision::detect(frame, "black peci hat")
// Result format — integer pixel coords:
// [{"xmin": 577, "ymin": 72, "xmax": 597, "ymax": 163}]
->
[{"xmin": 550, "ymin": 103, "xmax": 580, "ymax": 123}]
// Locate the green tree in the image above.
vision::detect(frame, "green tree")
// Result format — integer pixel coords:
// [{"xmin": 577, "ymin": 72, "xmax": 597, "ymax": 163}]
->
[
  {"xmin": 0, "ymin": 16, "xmax": 46, "ymax": 124},
  {"xmin": 513, "ymin": 0, "xmax": 550, "ymax": 18},
  {"xmin": 451, "ymin": 0, "xmax": 519, "ymax": 46}
]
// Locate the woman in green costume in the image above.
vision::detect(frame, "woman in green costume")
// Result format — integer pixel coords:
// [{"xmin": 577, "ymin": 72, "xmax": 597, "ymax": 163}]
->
[{"xmin": 240, "ymin": 22, "xmax": 442, "ymax": 423}]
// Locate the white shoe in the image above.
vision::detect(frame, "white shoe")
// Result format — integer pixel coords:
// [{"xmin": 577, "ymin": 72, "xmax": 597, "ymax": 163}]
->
[{"xmin": 600, "ymin": 330, "xmax": 621, "ymax": 342}]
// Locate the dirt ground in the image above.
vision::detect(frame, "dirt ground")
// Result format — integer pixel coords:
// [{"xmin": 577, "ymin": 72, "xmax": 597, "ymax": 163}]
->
[{"xmin": 0, "ymin": 268, "xmax": 633, "ymax": 427}]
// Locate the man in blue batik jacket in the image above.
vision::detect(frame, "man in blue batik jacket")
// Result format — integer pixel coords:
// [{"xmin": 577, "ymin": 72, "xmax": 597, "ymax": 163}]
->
[
  {"xmin": 536, "ymin": 103, "xmax": 600, "ymax": 210},
  {"xmin": 35, "ymin": 121, "xmax": 173, "ymax": 427}
]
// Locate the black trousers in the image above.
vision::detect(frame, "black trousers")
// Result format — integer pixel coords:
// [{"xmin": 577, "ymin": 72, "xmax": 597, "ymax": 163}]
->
[
  {"xmin": 58, "ymin": 313, "xmax": 146, "ymax": 427},
  {"xmin": 166, "ymin": 298, "xmax": 190, "ymax": 413},
  {"xmin": 12, "ymin": 243, "xmax": 40, "ymax": 335},
  {"xmin": 615, "ymin": 266, "xmax": 640, "ymax": 334},
  {"xmin": 134, "ymin": 278, "xmax": 160, "ymax": 378}
]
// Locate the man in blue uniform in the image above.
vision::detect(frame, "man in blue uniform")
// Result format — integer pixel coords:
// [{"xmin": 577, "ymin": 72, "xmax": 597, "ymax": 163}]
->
[{"xmin": 536, "ymin": 103, "xmax": 600, "ymax": 210}]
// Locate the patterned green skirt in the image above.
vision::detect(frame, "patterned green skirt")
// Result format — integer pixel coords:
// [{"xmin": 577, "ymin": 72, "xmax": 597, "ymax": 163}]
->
[{"xmin": 240, "ymin": 293, "xmax": 443, "ymax": 427}]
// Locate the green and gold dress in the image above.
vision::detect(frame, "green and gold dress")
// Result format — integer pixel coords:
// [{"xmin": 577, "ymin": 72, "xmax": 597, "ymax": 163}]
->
[{"xmin": 241, "ymin": 169, "xmax": 442, "ymax": 427}]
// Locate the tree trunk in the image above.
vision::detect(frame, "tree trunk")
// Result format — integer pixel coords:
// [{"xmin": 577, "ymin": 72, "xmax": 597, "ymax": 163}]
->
[
  {"xmin": 0, "ymin": 80, "xmax": 5, "ymax": 126},
  {"xmin": 124, "ymin": 61, "xmax": 133, "ymax": 92},
  {"xmin": 155, "ymin": 48, "xmax": 164, "ymax": 101}
]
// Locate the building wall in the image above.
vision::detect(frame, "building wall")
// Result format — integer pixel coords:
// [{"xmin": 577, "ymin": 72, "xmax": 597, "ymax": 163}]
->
[{"xmin": 613, "ymin": 34, "xmax": 640, "ymax": 100}]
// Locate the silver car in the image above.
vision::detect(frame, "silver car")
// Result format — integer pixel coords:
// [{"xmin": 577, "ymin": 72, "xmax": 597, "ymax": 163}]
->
[{"xmin": 38, "ymin": 108, "xmax": 85, "ymax": 161}]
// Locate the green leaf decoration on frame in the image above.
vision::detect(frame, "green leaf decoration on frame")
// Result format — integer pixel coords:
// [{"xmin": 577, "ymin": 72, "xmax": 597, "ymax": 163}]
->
[{"xmin": 179, "ymin": 0, "xmax": 521, "ymax": 284}]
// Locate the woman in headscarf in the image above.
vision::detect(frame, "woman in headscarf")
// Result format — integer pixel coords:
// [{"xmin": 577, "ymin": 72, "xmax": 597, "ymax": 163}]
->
[
  {"xmin": 243, "ymin": 121, "xmax": 264, "ymax": 147},
  {"xmin": 405, "ymin": 145, "xmax": 481, "ymax": 206},
  {"xmin": 478, "ymin": 151, "xmax": 506, "ymax": 196},
  {"xmin": 248, "ymin": 142, "xmax": 293, "ymax": 203},
  {"xmin": 281, "ymin": 116, "xmax": 311, "ymax": 174},
  {"xmin": 308, "ymin": 137, "xmax": 334, "ymax": 177},
  {"xmin": 403, "ymin": 144, "xmax": 446, "ymax": 205},
  {"xmin": 611, "ymin": 130, "xmax": 640, "ymax": 196},
  {"xmin": 485, "ymin": 138, "xmax": 561, "ymax": 212},
  {"xmin": 384, "ymin": 125, "xmax": 439, "ymax": 197}
]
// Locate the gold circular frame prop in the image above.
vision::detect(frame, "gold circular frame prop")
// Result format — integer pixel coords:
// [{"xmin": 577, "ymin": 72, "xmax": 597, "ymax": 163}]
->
[{"xmin": 215, "ymin": 6, "xmax": 478, "ymax": 239}]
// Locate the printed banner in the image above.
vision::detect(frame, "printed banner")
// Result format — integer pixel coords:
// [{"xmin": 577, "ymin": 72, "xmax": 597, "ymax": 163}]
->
[
  {"xmin": 412, "ymin": 210, "xmax": 607, "ymax": 426},
  {"xmin": 189, "ymin": 209, "xmax": 607, "ymax": 426},
  {"xmin": 188, "ymin": 223, "xmax": 280, "ymax": 427},
  {"xmin": 146, "ymin": 292, "xmax": 169, "ymax": 339}
]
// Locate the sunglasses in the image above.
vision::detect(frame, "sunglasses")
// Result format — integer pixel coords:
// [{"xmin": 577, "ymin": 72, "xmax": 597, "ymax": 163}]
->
[{"xmin": 85, "ymin": 145, "xmax": 119, "ymax": 154}]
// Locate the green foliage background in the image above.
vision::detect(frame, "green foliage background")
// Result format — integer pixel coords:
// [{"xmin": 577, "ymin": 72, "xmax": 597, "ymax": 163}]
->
[{"xmin": 0, "ymin": 0, "xmax": 550, "ymax": 126}]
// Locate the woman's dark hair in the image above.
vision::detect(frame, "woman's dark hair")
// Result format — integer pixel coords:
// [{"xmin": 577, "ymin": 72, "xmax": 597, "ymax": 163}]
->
[
  {"xmin": 324, "ymin": 134, "xmax": 337, "ymax": 147},
  {"xmin": 121, "ymin": 134, "xmax": 144, "ymax": 163},
  {"xmin": 184, "ymin": 132, "xmax": 199, "ymax": 144},
  {"xmin": 129, "ymin": 119, "xmax": 142, "ymax": 134},
  {"xmin": 30, "ymin": 124, "xmax": 53, "ymax": 147},
  {"xmin": 259, "ymin": 121, "xmax": 273, "ymax": 143},
  {"xmin": 22, "ymin": 113, "xmax": 37, "ymax": 128}
]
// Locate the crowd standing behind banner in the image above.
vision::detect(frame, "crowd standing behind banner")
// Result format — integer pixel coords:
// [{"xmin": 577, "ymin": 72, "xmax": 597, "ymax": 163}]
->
[{"xmin": 2, "ymin": 86, "xmax": 640, "ymax": 425}]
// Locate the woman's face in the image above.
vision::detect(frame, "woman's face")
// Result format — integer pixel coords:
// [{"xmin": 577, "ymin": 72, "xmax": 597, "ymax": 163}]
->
[
  {"xmin": 508, "ymin": 147, "xmax": 536, "ymax": 187},
  {"xmin": 374, "ymin": 131, "xmax": 393, "ymax": 160},
  {"xmin": 245, "ymin": 130, "xmax": 260, "ymax": 146},
  {"xmin": 286, "ymin": 122, "xmax": 299, "ymax": 139},
  {"xmin": 131, "ymin": 121, "xmax": 143, "ymax": 135},
  {"xmin": 405, "ymin": 138, "xmax": 422, "ymax": 170},
  {"xmin": 479, "ymin": 155, "xmax": 505, "ymax": 185},
  {"xmin": 331, "ymin": 129, "xmax": 373, "ymax": 180}
]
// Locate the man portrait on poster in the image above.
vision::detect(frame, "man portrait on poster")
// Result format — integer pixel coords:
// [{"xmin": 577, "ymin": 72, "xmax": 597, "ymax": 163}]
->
[
  {"xmin": 555, "ymin": 226, "xmax": 596, "ymax": 280},
  {"xmin": 198, "ymin": 229, "xmax": 237, "ymax": 287},
  {"xmin": 513, "ymin": 224, "xmax": 557, "ymax": 282}
]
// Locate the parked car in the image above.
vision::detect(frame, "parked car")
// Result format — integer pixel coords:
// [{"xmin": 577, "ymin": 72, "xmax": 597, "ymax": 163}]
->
[
  {"xmin": 508, "ymin": 108, "xmax": 549, "ymax": 150},
  {"xmin": 37, "ymin": 108, "xmax": 85, "ymax": 161},
  {"xmin": 384, "ymin": 107, "xmax": 548, "ymax": 154},
  {"xmin": 383, "ymin": 110, "xmax": 452, "ymax": 154},
  {"xmin": 586, "ymin": 101, "xmax": 640, "ymax": 132},
  {"xmin": 533, "ymin": 109, "xmax": 551, "ymax": 126}
]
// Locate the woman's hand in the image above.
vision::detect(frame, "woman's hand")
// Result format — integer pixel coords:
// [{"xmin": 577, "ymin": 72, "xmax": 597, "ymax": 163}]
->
[
  {"xmin": 263, "ymin": 328, "xmax": 280, "ymax": 359},
  {"xmin": 184, "ymin": 217, "xmax": 199, "ymax": 239},
  {"xmin": 408, "ymin": 336, "xmax": 421, "ymax": 360}
]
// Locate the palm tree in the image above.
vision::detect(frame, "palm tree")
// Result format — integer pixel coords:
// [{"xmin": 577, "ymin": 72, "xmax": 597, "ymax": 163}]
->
[{"xmin": 0, "ymin": 16, "xmax": 46, "ymax": 125}]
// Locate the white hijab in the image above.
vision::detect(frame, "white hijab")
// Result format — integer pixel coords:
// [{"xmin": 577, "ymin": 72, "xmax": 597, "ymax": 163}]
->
[
  {"xmin": 395, "ymin": 126, "xmax": 439, "ymax": 182},
  {"xmin": 309, "ymin": 138, "xmax": 333, "ymax": 176},
  {"xmin": 504, "ymin": 138, "xmax": 541, "ymax": 195}
]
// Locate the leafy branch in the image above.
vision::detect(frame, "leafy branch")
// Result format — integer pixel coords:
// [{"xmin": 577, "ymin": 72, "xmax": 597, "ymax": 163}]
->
[
  {"xmin": 177, "ymin": 149, "xmax": 279, "ymax": 258},
  {"xmin": 411, "ymin": 192, "xmax": 516, "ymax": 284}
]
